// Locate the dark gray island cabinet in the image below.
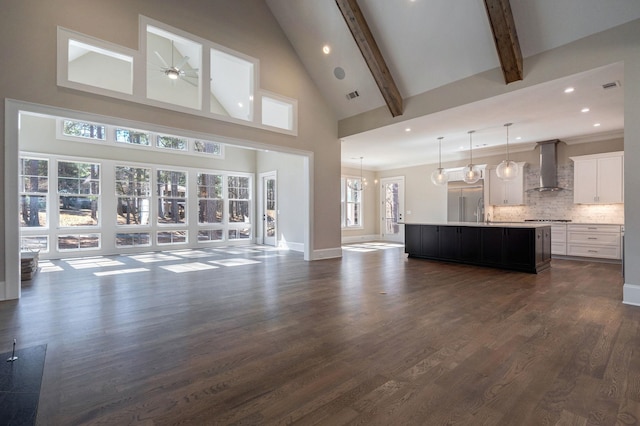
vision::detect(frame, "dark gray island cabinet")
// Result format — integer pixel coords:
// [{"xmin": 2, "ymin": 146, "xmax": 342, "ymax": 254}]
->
[{"xmin": 405, "ymin": 223, "xmax": 552, "ymax": 273}]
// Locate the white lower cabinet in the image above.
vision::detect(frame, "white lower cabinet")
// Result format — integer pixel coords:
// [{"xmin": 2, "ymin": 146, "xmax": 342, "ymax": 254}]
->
[
  {"xmin": 551, "ymin": 224, "xmax": 567, "ymax": 255},
  {"xmin": 566, "ymin": 224, "xmax": 621, "ymax": 260}
]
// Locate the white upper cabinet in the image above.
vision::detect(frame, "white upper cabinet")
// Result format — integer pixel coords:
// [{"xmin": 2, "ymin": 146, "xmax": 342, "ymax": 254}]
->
[
  {"xmin": 488, "ymin": 163, "xmax": 525, "ymax": 206},
  {"xmin": 571, "ymin": 152, "xmax": 623, "ymax": 204}
]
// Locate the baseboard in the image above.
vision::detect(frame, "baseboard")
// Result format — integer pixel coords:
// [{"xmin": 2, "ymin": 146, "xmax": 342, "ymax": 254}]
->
[
  {"xmin": 623, "ymin": 283, "xmax": 640, "ymax": 306},
  {"xmin": 311, "ymin": 247, "xmax": 342, "ymax": 260},
  {"xmin": 341, "ymin": 234, "xmax": 379, "ymax": 244},
  {"xmin": 281, "ymin": 241, "xmax": 304, "ymax": 253}
]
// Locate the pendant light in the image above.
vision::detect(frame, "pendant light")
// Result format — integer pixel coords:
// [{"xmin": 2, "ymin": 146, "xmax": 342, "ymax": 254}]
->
[
  {"xmin": 347, "ymin": 156, "xmax": 367, "ymax": 191},
  {"xmin": 463, "ymin": 130, "xmax": 481, "ymax": 184},
  {"xmin": 496, "ymin": 122, "xmax": 519, "ymax": 181},
  {"xmin": 431, "ymin": 137, "xmax": 448, "ymax": 186}
]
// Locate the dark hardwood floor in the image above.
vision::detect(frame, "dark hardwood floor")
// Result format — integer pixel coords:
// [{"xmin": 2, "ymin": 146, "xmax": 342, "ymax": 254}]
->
[{"xmin": 0, "ymin": 243, "xmax": 638, "ymax": 425}]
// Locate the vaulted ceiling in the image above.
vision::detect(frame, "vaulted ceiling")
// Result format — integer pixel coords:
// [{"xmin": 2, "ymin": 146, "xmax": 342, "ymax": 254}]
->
[{"xmin": 266, "ymin": 0, "xmax": 640, "ymax": 170}]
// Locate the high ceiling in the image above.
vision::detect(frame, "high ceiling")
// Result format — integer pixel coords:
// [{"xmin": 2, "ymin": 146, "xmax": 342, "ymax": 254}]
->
[{"xmin": 265, "ymin": 0, "xmax": 640, "ymax": 170}]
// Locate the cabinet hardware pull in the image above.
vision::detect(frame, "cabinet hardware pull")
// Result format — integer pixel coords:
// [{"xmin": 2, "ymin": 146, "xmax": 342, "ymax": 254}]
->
[
  {"xmin": 588, "ymin": 250, "xmax": 598, "ymax": 253},
  {"xmin": 587, "ymin": 237, "xmax": 597, "ymax": 240}
]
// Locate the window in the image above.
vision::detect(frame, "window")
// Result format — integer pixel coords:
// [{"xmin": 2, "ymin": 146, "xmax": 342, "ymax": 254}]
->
[
  {"xmin": 157, "ymin": 169, "xmax": 187, "ymax": 225},
  {"xmin": 198, "ymin": 229, "xmax": 223, "ymax": 242},
  {"xmin": 58, "ymin": 161, "xmax": 100, "ymax": 227},
  {"xmin": 62, "ymin": 120, "xmax": 106, "ymax": 140},
  {"xmin": 197, "ymin": 173, "xmax": 222, "ymax": 224},
  {"xmin": 157, "ymin": 231, "xmax": 187, "ymax": 245},
  {"xmin": 227, "ymin": 175, "xmax": 251, "ymax": 240},
  {"xmin": 58, "ymin": 234, "xmax": 100, "ymax": 251},
  {"xmin": 147, "ymin": 25, "xmax": 202, "ymax": 110},
  {"xmin": 115, "ymin": 166, "xmax": 151, "ymax": 226},
  {"xmin": 262, "ymin": 96, "xmax": 295, "ymax": 131},
  {"xmin": 115, "ymin": 128, "xmax": 150, "ymax": 146},
  {"xmin": 67, "ymin": 38, "xmax": 134, "ymax": 95},
  {"xmin": 157, "ymin": 135, "xmax": 188, "ymax": 151},
  {"xmin": 21, "ymin": 236, "xmax": 49, "ymax": 253},
  {"xmin": 20, "ymin": 158, "xmax": 48, "ymax": 228},
  {"xmin": 341, "ymin": 177, "xmax": 362, "ymax": 228},
  {"xmin": 194, "ymin": 140, "xmax": 223, "ymax": 156},
  {"xmin": 210, "ymin": 48, "xmax": 254, "ymax": 120},
  {"xmin": 116, "ymin": 232, "xmax": 150, "ymax": 248},
  {"xmin": 58, "ymin": 20, "xmax": 298, "ymax": 136}
]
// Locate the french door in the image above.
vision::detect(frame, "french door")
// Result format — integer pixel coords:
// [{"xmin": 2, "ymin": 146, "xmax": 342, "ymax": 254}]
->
[
  {"xmin": 380, "ymin": 176, "xmax": 405, "ymax": 242},
  {"xmin": 260, "ymin": 172, "xmax": 277, "ymax": 246}
]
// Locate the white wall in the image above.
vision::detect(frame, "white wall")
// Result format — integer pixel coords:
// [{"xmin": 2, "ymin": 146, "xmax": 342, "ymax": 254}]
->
[{"xmin": 257, "ymin": 150, "xmax": 306, "ymax": 249}]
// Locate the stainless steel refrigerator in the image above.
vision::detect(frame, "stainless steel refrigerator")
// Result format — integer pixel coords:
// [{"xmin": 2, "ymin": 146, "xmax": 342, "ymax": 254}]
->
[{"xmin": 447, "ymin": 181, "xmax": 484, "ymax": 222}]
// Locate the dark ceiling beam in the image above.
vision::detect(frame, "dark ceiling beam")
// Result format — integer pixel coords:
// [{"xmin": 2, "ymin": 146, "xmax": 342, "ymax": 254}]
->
[
  {"xmin": 335, "ymin": 0, "xmax": 403, "ymax": 117},
  {"xmin": 483, "ymin": 0, "xmax": 523, "ymax": 84}
]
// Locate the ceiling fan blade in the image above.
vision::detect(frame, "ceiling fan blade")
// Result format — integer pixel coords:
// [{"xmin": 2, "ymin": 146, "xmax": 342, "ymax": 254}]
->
[
  {"xmin": 182, "ymin": 70, "xmax": 199, "ymax": 78},
  {"xmin": 154, "ymin": 51, "xmax": 169, "ymax": 68},
  {"xmin": 179, "ymin": 76, "xmax": 198, "ymax": 87},
  {"xmin": 175, "ymin": 56, "xmax": 190, "ymax": 70}
]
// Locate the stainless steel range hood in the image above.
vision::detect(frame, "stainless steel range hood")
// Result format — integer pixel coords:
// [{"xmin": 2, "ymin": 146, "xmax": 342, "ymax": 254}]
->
[{"xmin": 530, "ymin": 140, "xmax": 564, "ymax": 192}]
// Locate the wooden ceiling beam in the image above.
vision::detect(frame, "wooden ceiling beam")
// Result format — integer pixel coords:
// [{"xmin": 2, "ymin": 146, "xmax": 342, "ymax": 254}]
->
[
  {"xmin": 335, "ymin": 0, "xmax": 403, "ymax": 117},
  {"xmin": 483, "ymin": 0, "xmax": 523, "ymax": 84}
]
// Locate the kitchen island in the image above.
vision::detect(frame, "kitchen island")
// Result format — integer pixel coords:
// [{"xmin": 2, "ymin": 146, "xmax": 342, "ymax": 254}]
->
[{"xmin": 405, "ymin": 222, "xmax": 552, "ymax": 273}]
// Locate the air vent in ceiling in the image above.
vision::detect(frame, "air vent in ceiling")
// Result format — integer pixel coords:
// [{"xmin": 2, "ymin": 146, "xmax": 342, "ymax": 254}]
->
[
  {"xmin": 345, "ymin": 90, "xmax": 359, "ymax": 100},
  {"xmin": 602, "ymin": 80, "xmax": 621, "ymax": 90}
]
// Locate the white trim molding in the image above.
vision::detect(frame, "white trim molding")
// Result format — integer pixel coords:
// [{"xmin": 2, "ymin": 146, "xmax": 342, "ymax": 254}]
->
[
  {"xmin": 311, "ymin": 247, "xmax": 342, "ymax": 260},
  {"xmin": 623, "ymin": 283, "xmax": 640, "ymax": 306}
]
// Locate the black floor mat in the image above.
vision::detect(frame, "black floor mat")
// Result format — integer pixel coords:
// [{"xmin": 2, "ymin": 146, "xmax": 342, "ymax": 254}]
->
[{"xmin": 0, "ymin": 344, "xmax": 46, "ymax": 426}]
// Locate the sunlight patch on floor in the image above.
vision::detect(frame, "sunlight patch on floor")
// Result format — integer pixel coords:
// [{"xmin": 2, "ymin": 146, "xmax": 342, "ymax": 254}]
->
[
  {"xmin": 64, "ymin": 257, "xmax": 125, "ymax": 269},
  {"xmin": 128, "ymin": 253, "xmax": 182, "ymax": 263},
  {"xmin": 209, "ymin": 258, "xmax": 262, "ymax": 267},
  {"xmin": 38, "ymin": 261, "xmax": 64, "ymax": 273},
  {"xmin": 161, "ymin": 262, "xmax": 220, "ymax": 273},
  {"xmin": 94, "ymin": 268, "xmax": 150, "ymax": 276}
]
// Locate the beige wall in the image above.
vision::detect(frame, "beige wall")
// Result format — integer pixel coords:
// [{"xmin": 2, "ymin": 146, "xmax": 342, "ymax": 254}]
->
[{"xmin": 1, "ymin": 0, "xmax": 340, "ymax": 300}]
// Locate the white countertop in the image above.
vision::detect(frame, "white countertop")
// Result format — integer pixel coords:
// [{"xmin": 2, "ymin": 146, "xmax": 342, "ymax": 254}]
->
[{"xmin": 402, "ymin": 222, "xmax": 551, "ymax": 228}]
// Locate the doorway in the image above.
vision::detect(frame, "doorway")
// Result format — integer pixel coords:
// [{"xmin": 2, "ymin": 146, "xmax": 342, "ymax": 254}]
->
[
  {"xmin": 260, "ymin": 172, "xmax": 277, "ymax": 246},
  {"xmin": 380, "ymin": 176, "xmax": 404, "ymax": 242}
]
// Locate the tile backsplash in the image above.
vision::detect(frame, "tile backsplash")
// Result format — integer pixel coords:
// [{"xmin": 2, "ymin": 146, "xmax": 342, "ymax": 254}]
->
[{"xmin": 490, "ymin": 163, "xmax": 624, "ymax": 224}]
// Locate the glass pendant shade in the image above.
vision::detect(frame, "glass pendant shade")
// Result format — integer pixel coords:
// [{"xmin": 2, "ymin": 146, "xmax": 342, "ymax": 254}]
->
[
  {"xmin": 496, "ymin": 159, "xmax": 518, "ymax": 181},
  {"xmin": 497, "ymin": 122, "xmax": 519, "ymax": 181},
  {"xmin": 348, "ymin": 156, "xmax": 367, "ymax": 191},
  {"xmin": 431, "ymin": 167, "xmax": 448, "ymax": 186},
  {"xmin": 462, "ymin": 130, "xmax": 481, "ymax": 184},
  {"xmin": 431, "ymin": 136, "xmax": 448, "ymax": 186},
  {"xmin": 463, "ymin": 164, "xmax": 481, "ymax": 184}
]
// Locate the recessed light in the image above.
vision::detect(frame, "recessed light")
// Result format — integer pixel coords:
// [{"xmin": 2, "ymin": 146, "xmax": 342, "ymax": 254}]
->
[
  {"xmin": 405, "ymin": 128, "xmax": 411, "ymax": 132},
  {"xmin": 322, "ymin": 45, "xmax": 331, "ymax": 55},
  {"xmin": 564, "ymin": 87, "xmax": 575, "ymax": 93},
  {"xmin": 238, "ymin": 102, "xmax": 243, "ymax": 108},
  {"xmin": 593, "ymin": 123, "xmax": 601, "ymax": 127},
  {"xmin": 581, "ymin": 107, "xmax": 590, "ymax": 113},
  {"xmin": 515, "ymin": 136, "xmax": 522, "ymax": 140}
]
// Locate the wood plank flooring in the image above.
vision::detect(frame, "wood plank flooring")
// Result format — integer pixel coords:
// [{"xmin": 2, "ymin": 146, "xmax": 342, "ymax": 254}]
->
[{"xmin": 0, "ymin": 243, "xmax": 638, "ymax": 425}]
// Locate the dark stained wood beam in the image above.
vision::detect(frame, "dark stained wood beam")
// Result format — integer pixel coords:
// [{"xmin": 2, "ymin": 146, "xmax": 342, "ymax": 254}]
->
[
  {"xmin": 483, "ymin": 0, "xmax": 523, "ymax": 84},
  {"xmin": 335, "ymin": 0, "xmax": 403, "ymax": 117}
]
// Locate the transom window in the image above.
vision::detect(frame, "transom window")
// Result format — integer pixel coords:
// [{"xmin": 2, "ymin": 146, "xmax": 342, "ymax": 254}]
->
[{"xmin": 63, "ymin": 120, "xmax": 106, "ymax": 140}]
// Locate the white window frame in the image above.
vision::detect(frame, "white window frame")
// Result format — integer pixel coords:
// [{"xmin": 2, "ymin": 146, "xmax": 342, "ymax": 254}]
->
[
  {"xmin": 341, "ymin": 176, "xmax": 364, "ymax": 229},
  {"xmin": 56, "ymin": 17, "xmax": 298, "ymax": 136}
]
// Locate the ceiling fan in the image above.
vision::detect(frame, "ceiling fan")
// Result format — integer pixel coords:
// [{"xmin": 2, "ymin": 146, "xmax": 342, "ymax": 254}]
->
[{"xmin": 153, "ymin": 40, "xmax": 199, "ymax": 86}]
